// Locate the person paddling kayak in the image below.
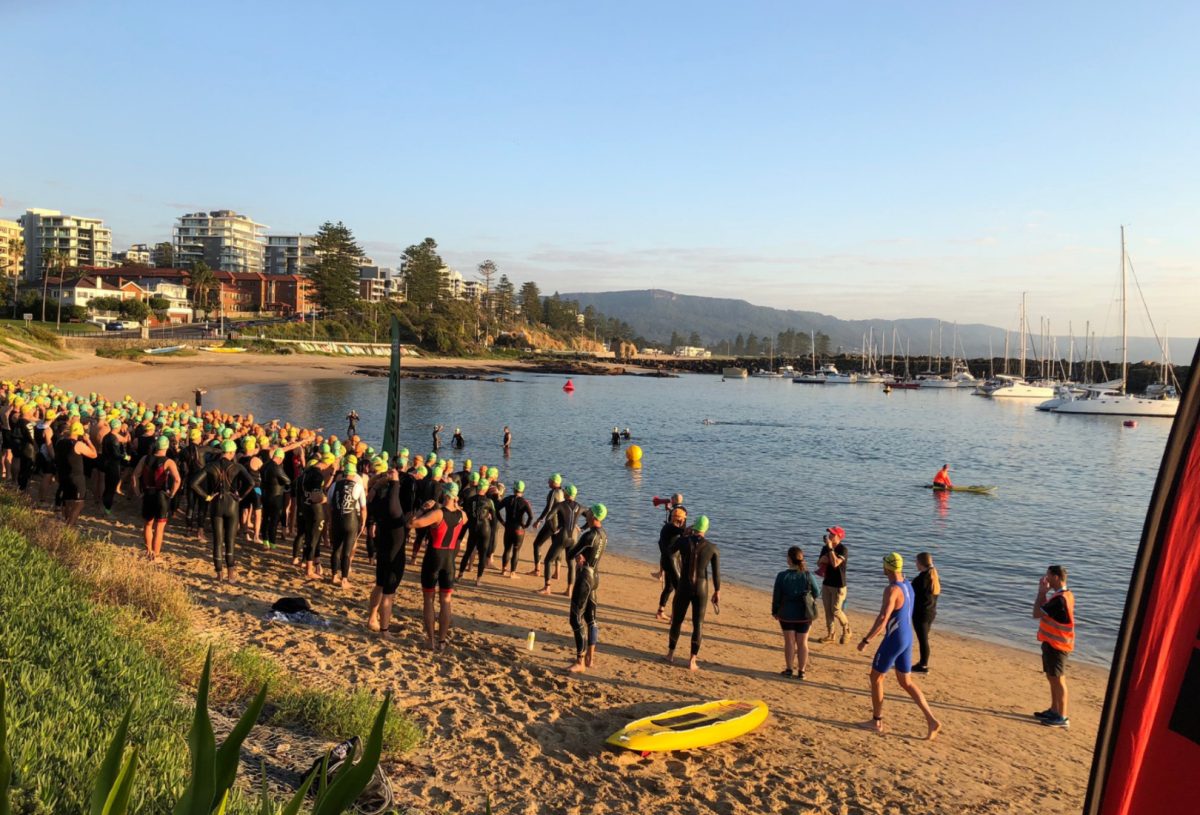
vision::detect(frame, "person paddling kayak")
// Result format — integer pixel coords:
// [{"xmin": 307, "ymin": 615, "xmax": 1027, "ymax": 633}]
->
[{"xmin": 932, "ymin": 464, "xmax": 953, "ymax": 490}]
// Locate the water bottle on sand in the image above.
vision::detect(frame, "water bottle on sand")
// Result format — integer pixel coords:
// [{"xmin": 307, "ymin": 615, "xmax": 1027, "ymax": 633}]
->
[{"xmin": 526, "ymin": 631, "xmax": 536, "ymax": 651}]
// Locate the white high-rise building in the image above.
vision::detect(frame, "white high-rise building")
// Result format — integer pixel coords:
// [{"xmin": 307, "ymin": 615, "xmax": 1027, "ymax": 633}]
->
[
  {"xmin": 113, "ymin": 243, "xmax": 152, "ymax": 266},
  {"xmin": 18, "ymin": 208, "xmax": 114, "ymax": 280},
  {"xmin": 0, "ymin": 219, "xmax": 23, "ymax": 281},
  {"xmin": 173, "ymin": 210, "xmax": 266, "ymax": 274},
  {"xmin": 265, "ymin": 233, "xmax": 318, "ymax": 275}
]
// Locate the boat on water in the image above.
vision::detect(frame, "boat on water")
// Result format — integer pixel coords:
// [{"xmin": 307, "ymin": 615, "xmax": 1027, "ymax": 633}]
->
[
  {"xmin": 1037, "ymin": 382, "xmax": 1098, "ymax": 412},
  {"xmin": 752, "ymin": 368, "xmax": 784, "ymax": 378},
  {"xmin": 986, "ymin": 373, "xmax": 1056, "ymax": 399},
  {"xmin": 913, "ymin": 372, "xmax": 958, "ymax": 389},
  {"xmin": 792, "ymin": 331, "xmax": 829, "ymax": 383},
  {"xmin": 821, "ymin": 363, "xmax": 857, "ymax": 384},
  {"xmin": 723, "ymin": 367, "xmax": 748, "ymax": 379},
  {"xmin": 1051, "ymin": 228, "xmax": 1180, "ymax": 419}
]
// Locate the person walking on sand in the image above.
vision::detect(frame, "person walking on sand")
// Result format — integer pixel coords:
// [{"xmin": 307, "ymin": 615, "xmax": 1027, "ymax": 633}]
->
[
  {"xmin": 818, "ymin": 526, "xmax": 851, "ymax": 644},
  {"xmin": 772, "ymin": 546, "xmax": 821, "ymax": 679},
  {"xmin": 1032, "ymin": 565, "xmax": 1074, "ymax": 728},
  {"xmin": 498, "ymin": 479, "xmax": 533, "ymax": 577},
  {"xmin": 565, "ymin": 504, "xmax": 608, "ymax": 674},
  {"xmin": 527, "ymin": 473, "xmax": 565, "ymax": 576},
  {"xmin": 856, "ymin": 552, "xmax": 941, "ymax": 740},
  {"xmin": 405, "ymin": 482, "xmax": 466, "ymax": 651},
  {"xmin": 131, "ymin": 435, "xmax": 180, "ymax": 560},
  {"xmin": 665, "ymin": 515, "xmax": 720, "ymax": 671},
  {"xmin": 911, "ymin": 552, "xmax": 940, "ymax": 672}
]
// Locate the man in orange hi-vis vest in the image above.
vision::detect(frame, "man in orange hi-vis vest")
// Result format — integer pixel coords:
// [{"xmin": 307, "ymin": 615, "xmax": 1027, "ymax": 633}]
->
[{"xmin": 1032, "ymin": 564, "xmax": 1075, "ymax": 728}]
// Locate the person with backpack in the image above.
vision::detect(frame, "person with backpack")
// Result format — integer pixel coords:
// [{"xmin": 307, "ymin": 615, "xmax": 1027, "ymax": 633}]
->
[
  {"xmin": 772, "ymin": 546, "xmax": 821, "ymax": 679},
  {"xmin": 327, "ymin": 458, "xmax": 367, "ymax": 588},
  {"xmin": 132, "ymin": 435, "xmax": 181, "ymax": 561}
]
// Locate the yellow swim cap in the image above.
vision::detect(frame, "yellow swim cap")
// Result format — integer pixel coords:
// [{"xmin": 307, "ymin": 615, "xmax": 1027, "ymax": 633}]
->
[{"xmin": 883, "ymin": 552, "xmax": 904, "ymax": 572}]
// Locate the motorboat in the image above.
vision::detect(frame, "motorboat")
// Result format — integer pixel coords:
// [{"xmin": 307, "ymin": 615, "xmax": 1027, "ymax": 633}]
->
[
  {"xmin": 821, "ymin": 363, "xmax": 857, "ymax": 384},
  {"xmin": 985, "ymin": 374, "xmax": 1056, "ymax": 399}
]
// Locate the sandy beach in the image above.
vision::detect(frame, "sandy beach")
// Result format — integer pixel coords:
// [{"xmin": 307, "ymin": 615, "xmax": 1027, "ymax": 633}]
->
[{"xmin": 0, "ymin": 350, "xmax": 1107, "ymax": 813}]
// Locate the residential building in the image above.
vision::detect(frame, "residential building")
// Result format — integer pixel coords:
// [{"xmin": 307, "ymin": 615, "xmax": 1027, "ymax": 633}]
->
[
  {"xmin": 674, "ymin": 346, "xmax": 712, "ymax": 358},
  {"xmin": 0, "ymin": 218, "xmax": 23, "ymax": 281},
  {"xmin": 84, "ymin": 267, "xmax": 313, "ymax": 316},
  {"xmin": 359, "ymin": 264, "xmax": 404, "ymax": 302},
  {"xmin": 150, "ymin": 243, "xmax": 174, "ymax": 267},
  {"xmin": 18, "ymin": 208, "xmax": 113, "ymax": 280},
  {"xmin": 53, "ymin": 275, "xmax": 146, "ymax": 310},
  {"xmin": 173, "ymin": 210, "xmax": 267, "ymax": 274},
  {"xmin": 462, "ymin": 280, "xmax": 485, "ymax": 302},
  {"xmin": 440, "ymin": 267, "xmax": 464, "ymax": 299},
  {"xmin": 265, "ymin": 233, "xmax": 318, "ymax": 275},
  {"xmin": 112, "ymin": 243, "xmax": 152, "ymax": 266}
]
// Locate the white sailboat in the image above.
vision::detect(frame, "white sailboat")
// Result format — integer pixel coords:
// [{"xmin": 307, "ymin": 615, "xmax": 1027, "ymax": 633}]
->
[
  {"xmin": 987, "ymin": 294, "xmax": 1056, "ymax": 399},
  {"xmin": 752, "ymin": 338, "xmax": 785, "ymax": 377},
  {"xmin": 793, "ymin": 331, "xmax": 827, "ymax": 383},
  {"xmin": 1053, "ymin": 228, "xmax": 1179, "ymax": 418}
]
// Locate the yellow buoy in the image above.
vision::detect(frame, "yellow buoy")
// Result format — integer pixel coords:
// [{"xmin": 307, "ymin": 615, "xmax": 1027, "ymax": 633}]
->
[{"xmin": 625, "ymin": 444, "xmax": 643, "ymax": 465}]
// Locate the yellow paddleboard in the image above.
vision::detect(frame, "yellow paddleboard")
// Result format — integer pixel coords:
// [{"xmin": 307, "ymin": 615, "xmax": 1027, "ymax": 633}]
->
[{"xmin": 606, "ymin": 699, "xmax": 768, "ymax": 753}]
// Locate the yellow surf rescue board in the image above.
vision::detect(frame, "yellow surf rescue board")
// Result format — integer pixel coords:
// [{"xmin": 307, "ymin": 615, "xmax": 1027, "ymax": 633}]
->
[{"xmin": 606, "ymin": 699, "xmax": 768, "ymax": 753}]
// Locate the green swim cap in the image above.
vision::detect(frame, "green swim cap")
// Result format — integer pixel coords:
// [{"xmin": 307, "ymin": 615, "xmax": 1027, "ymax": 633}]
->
[
  {"xmin": 399, "ymin": 448, "xmax": 409, "ymax": 458},
  {"xmin": 692, "ymin": 515, "xmax": 710, "ymax": 534},
  {"xmin": 565, "ymin": 484, "xmax": 578, "ymax": 498},
  {"xmin": 470, "ymin": 472, "xmax": 480, "ymax": 484},
  {"xmin": 272, "ymin": 448, "xmax": 286, "ymax": 460},
  {"xmin": 156, "ymin": 436, "xmax": 170, "ymax": 450},
  {"xmin": 428, "ymin": 452, "xmax": 438, "ymax": 464},
  {"xmin": 222, "ymin": 428, "xmax": 234, "ymax": 439},
  {"xmin": 589, "ymin": 503, "xmax": 607, "ymax": 522},
  {"xmin": 345, "ymin": 455, "xmax": 358, "ymax": 470},
  {"xmin": 515, "ymin": 480, "xmax": 525, "ymax": 493},
  {"xmin": 221, "ymin": 440, "xmax": 237, "ymax": 454},
  {"xmin": 487, "ymin": 466, "xmax": 499, "ymax": 479},
  {"xmin": 551, "ymin": 473, "xmax": 562, "ymax": 485},
  {"xmin": 414, "ymin": 466, "xmax": 428, "ymax": 478},
  {"xmin": 442, "ymin": 482, "xmax": 460, "ymax": 499},
  {"xmin": 320, "ymin": 443, "xmax": 331, "ymax": 455}
]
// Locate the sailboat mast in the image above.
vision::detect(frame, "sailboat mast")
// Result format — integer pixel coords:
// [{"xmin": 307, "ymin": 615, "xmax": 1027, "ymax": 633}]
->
[
  {"xmin": 1019, "ymin": 294, "xmax": 1027, "ymax": 379},
  {"xmin": 1121, "ymin": 225, "xmax": 1128, "ymax": 393}
]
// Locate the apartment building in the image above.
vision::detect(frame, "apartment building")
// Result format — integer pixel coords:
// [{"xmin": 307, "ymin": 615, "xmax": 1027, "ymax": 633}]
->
[
  {"xmin": 0, "ymin": 218, "xmax": 23, "ymax": 281},
  {"xmin": 18, "ymin": 208, "xmax": 113, "ymax": 280},
  {"xmin": 358, "ymin": 264, "xmax": 404, "ymax": 302},
  {"xmin": 173, "ymin": 210, "xmax": 267, "ymax": 274},
  {"xmin": 112, "ymin": 243, "xmax": 152, "ymax": 265},
  {"xmin": 265, "ymin": 233, "xmax": 318, "ymax": 275}
]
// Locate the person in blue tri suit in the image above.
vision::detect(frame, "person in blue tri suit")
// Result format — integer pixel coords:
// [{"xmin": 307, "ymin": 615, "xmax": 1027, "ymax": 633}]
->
[{"xmin": 856, "ymin": 552, "xmax": 942, "ymax": 740}]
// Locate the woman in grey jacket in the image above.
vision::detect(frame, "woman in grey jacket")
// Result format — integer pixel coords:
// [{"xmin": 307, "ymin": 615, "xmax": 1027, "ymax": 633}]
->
[{"xmin": 772, "ymin": 546, "xmax": 821, "ymax": 679}]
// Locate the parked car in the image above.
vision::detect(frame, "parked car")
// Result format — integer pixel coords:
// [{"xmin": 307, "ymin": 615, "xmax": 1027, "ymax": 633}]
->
[
  {"xmin": 118, "ymin": 320, "xmax": 141, "ymax": 330},
  {"xmin": 105, "ymin": 321, "xmax": 123, "ymax": 331}
]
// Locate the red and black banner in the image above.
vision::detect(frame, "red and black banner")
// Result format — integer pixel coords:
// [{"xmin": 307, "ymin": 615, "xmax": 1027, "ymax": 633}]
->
[{"xmin": 1085, "ymin": 347, "xmax": 1200, "ymax": 814}]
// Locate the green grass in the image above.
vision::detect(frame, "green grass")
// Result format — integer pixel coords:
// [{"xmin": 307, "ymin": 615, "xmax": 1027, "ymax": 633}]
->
[
  {"xmin": 0, "ymin": 527, "xmax": 191, "ymax": 813},
  {"xmin": 0, "ymin": 318, "xmax": 100, "ymax": 334}
]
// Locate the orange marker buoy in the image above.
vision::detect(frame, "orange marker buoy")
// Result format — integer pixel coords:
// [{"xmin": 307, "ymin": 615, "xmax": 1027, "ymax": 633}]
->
[
  {"xmin": 1124, "ymin": 420, "xmax": 1137, "ymax": 428},
  {"xmin": 563, "ymin": 379, "xmax": 575, "ymax": 393}
]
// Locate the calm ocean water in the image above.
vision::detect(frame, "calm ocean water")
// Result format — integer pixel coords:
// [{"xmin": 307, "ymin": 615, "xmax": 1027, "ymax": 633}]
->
[{"xmin": 208, "ymin": 372, "xmax": 1171, "ymax": 665}]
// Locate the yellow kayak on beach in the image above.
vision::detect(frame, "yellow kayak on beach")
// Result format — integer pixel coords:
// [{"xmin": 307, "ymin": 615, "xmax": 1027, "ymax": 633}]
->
[
  {"xmin": 200, "ymin": 346, "xmax": 248, "ymax": 354},
  {"xmin": 606, "ymin": 699, "xmax": 768, "ymax": 753}
]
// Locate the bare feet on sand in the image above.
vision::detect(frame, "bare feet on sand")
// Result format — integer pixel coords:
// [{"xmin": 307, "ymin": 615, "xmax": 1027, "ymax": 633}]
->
[
  {"xmin": 655, "ymin": 608, "xmax": 667, "ymax": 621},
  {"xmin": 536, "ymin": 586, "xmax": 551, "ymax": 596},
  {"xmin": 926, "ymin": 719, "xmax": 942, "ymax": 741},
  {"xmin": 688, "ymin": 656, "xmax": 699, "ymax": 672},
  {"xmin": 367, "ymin": 617, "xmax": 381, "ymax": 632},
  {"xmin": 860, "ymin": 718, "xmax": 886, "ymax": 735},
  {"xmin": 566, "ymin": 660, "xmax": 586, "ymax": 674}
]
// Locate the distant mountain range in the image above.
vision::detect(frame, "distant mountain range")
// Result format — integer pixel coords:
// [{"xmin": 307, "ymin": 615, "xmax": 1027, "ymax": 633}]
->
[{"xmin": 561, "ymin": 289, "xmax": 1197, "ymax": 364}]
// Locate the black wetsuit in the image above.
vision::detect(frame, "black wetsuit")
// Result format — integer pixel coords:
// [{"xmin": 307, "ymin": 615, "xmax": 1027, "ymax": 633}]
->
[
  {"xmin": 14, "ymin": 417, "xmax": 36, "ymax": 491},
  {"xmin": 261, "ymin": 458, "xmax": 291, "ymax": 546},
  {"xmin": 296, "ymin": 464, "xmax": 327, "ymax": 562},
  {"xmin": 611, "ymin": 430, "xmax": 621, "ymax": 446},
  {"xmin": 452, "ymin": 431, "xmax": 465, "ymax": 449},
  {"xmin": 411, "ymin": 475, "xmax": 438, "ymax": 559},
  {"xmin": 99, "ymin": 432, "xmax": 126, "ymax": 510},
  {"xmin": 567, "ymin": 526, "xmax": 608, "ymax": 656},
  {"xmin": 54, "ymin": 437, "xmax": 86, "ymax": 502},
  {"xmin": 458, "ymin": 491, "xmax": 496, "ymax": 579},
  {"xmin": 912, "ymin": 569, "xmax": 938, "ymax": 669},
  {"xmin": 531, "ymin": 486, "xmax": 564, "ymax": 566},
  {"xmin": 668, "ymin": 532, "xmax": 721, "ymax": 657},
  {"xmin": 375, "ymin": 479, "xmax": 408, "ymax": 594},
  {"xmin": 544, "ymin": 498, "xmax": 584, "ymax": 587},
  {"xmin": 328, "ymin": 475, "xmax": 362, "ymax": 579},
  {"xmin": 656, "ymin": 521, "xmax": 686, "ymax": 610},
  {"xmin": 499, "ymin": 493, "xmax": 534, "ymax": 572},
  {"xmin": 190, "ymin": 457, "xmax": 251, "ymax": 573}
]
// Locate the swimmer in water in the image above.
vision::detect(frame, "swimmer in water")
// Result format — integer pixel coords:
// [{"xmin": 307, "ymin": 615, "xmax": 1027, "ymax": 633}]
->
[{"xmin": 452, "ymin": 427, "xmax": 465, "ymax": 449}]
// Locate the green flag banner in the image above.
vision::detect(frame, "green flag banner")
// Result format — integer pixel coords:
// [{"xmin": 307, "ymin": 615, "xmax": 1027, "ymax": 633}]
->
[{"xmin": 382, "ymin": 316, "xmax": 402, "ymax": 454}]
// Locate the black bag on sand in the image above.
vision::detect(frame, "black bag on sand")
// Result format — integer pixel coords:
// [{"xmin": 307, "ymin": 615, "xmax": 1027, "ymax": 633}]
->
[{"xmin": 272, "ymin": 597, "xmax": 312, "ymax": 614}]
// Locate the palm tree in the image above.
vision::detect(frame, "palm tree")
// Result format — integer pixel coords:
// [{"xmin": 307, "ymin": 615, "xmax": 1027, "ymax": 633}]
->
[{"xmin": 189, "ymin": 261, "xmax": 217, "ymax": 314}]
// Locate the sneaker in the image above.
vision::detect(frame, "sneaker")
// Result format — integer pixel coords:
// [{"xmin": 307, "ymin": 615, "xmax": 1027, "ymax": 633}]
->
[
  {"xmin": 1041, "ymin": 714, "xmax": 1070, "ymax": 728},
  {"xmin": 912, "ymin": 665, "xmax": 929, "ymax": 673},
  {"xmin": 839, "ymin": 627, "xmax": 852, "ymax": 645},
  {"xmin": 795, "ymin": 670, "xmax": 806, "ymax": 681},
  {"xmin": 779, "ymin": 668, "xmax": 794, "ymax": 677},
  {"xmin": 1033, "ymin": 709, "xmax": 1055, "ymax": 720}
]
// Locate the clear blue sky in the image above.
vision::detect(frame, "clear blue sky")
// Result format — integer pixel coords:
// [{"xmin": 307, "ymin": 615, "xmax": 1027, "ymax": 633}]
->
[{"xmin": 3, "ymin": 0, "xmax": 1197, "ymax": 338}]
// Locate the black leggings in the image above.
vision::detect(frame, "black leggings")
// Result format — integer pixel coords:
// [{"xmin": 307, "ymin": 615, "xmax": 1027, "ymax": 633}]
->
[
  {"xmin": 543, "ymin": 530, "xmax": 577, "ymax": 587},
  {"xmin": 210, "ymin": 501, "xmax": 239, "ymax": 571},
  {"xmin": 569, "ymin": 570, "xmax": 599, "ymax": 656},
  {"xmin": 657, "ymin": 553, "xmax": 679, "ymax": 610},
  {"xmin": 262, "ymin": 494, "xmax": 285, "ymax": 545},
  {"xmin": 458, "ymin": 522, "xmax": 492, "ymax": 579},
  {"xmin": 301, "ymin": 508, "xmax": 325, "ymax": 562},
  {"xmin": 16, "ymin": 453, "xmax": 34, "ymax": 491},
  {"xmin": 330, "ymin": 515, "xmax": 360, "ymax": 579},
  {"xmin": 531, "ymin": 522, "xmax": 555, "ymax": 565},
  {"xmin": 375, "ymin": 523, "xmax": 407, "ymax": 594},
  {"xmin": 669, "ymin": 584, "xmax": 709, "ymax": 656},
  {"xmin": 913, "ymin": 611, "xmax": 936, "ymax": 667},
  {"xmin": 102, "ymin": 463, "xmax": 121, "ymax": 511},
  {"xmin": 502, "ymin": 527, "xmax": 525, "ymax": 572}
]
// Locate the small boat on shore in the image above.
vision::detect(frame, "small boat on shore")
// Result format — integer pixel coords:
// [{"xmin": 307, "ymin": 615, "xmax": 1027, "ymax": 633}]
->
[{"xmin": 142, "ymin": 345, "xmax": 186, "ymax": 355}]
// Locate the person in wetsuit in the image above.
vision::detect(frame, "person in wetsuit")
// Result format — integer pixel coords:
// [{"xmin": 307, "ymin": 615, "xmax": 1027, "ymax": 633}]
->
[
  {"xmin": 565, "ymin": 504, "xmax": 608, "ymax": 674},
  {"xmin": 539, "ymin": 484, "xmax": 583, "ymax": 595},
  {"xmin": 406, "ymin": 481, "xmax": 466, "ymax": 651},
  {"xmin": 458, "ymin": 478, "xmax": 497, "ymax": 585},
  {"xmin": 13, "ymin": 405, "xmax": 38, "ymax": 493},
  {"xmin": 856, "ymin": 552, "xmax": 941, "ymax": 740},
  {"xmin": 132, "ymin": 435, "xmax": 181, "ymax": 560},
  {"xmin": 98, "ymin": 419, "xmax": 130, "ymax": 518},
  {"xmin": 190, "ymin": 439, "xmax": 252, "ymax": 581},
  {"xmin": 502, "ymin": 425, "xmax": 512, "ymax": 453},
  {"xmin": 296, "ymin": 456, "xmax": 330, "ymax": 576},
  {"xmin": 327, "ymin": 459, "xmax": 367, "ymax": 588},
  {"xmin": 238, "ymin": 438, "xmax": 265, "ymax": 545},
  {"xmin": 666, "ymin": 515, "xmax": 721, "ymax": 671},
  {"xmin": 655, "ymin": 506, "xmax": 688, "ymax": 620},
  {"xmin": 431, "ymin": 424, "xmax": 443, "ymax": 451},
  {"xmin": 610, "ymin": 427, "xmax": 621, "ymax": 446},
  {"xmin": 346, "ymin": 410, "xmax": 360, "ymax": 438},
  {"xmin": 260, "ymin": 448, "xmax": 292, "ymax": 550},
  {"xmin": 54, "ymin": 421, "xmax": 97, "ymax": 527},
  {"xmin": 498, "ymin": 480, "xmax": 533, "ymax": 577},
  {"xmin": 452, "ymin": 427, "xmax": 465, "ymax": 449},
  {"xmin": 367, "ymin": 463, "xmax": 411, "ymax": 636},
  {"xmin": 527, "ymin": 473, "xmax": 564, "ymax": 576}
]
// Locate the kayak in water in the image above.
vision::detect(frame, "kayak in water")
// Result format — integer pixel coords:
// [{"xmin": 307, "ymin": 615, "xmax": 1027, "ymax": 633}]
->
[{"xmin": 923, "ymin": 484, "xmax": 997, "ymax": 495}]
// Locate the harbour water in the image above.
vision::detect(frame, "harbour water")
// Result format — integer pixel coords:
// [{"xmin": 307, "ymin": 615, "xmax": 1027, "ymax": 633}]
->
[{"xmin": 208, "ymin": 372, "xmax": 1172, "ymax": 665}]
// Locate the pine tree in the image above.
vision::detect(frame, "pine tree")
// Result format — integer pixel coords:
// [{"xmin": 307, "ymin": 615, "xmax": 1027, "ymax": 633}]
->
[
  {"xmin": 493, "ymin": 275, "xmax": 516, "ymax": 323},
  {"xmin": 518, "ymin": 281, "xmax": 541, "ymax": 325},
  {"xmin": 401, "ymin": 238, "xmax": 444, "ymax": 309},
  {"xmin": 306, "ymin": 221, "xmax": 363, "ymax": 311}
]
